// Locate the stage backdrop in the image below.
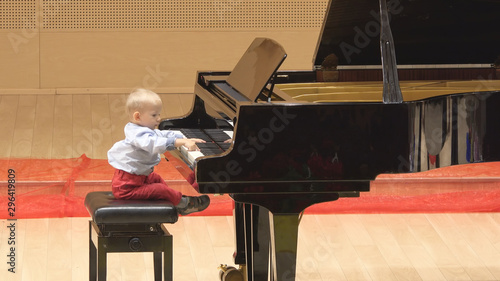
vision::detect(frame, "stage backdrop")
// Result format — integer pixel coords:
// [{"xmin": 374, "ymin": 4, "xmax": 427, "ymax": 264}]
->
[{"xmin": 0, "ymin": 0, "xmax": 327, "ymax": 94}]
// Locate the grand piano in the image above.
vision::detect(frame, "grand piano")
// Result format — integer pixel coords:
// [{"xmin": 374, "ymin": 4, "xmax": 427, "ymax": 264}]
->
[{"xmin": 160, "ymin": 0, "xmax": 500, "ymax": 280}]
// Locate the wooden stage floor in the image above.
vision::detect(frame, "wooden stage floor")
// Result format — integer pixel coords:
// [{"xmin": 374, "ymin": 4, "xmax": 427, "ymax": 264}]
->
[{"xmin": 1, "ymin": 213, "xmax": 500, "ymax": 281}]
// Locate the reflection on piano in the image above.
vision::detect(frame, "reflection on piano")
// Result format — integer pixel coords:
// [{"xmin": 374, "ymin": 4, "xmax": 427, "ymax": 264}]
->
[{"xmin": 160, "ymin": 1, "xmax": 500, "ymax": 280}]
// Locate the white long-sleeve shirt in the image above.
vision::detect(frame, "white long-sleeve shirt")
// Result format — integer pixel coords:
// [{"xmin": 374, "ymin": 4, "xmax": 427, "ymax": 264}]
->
[{"xmin": 108, "ymin": 122, "xmax": 183, "ymax": 175}]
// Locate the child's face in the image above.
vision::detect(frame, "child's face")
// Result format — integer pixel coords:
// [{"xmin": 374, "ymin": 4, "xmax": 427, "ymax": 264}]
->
[{"xmin": 134, "ymin": 102, "xmax": 162, "ymax": 130}]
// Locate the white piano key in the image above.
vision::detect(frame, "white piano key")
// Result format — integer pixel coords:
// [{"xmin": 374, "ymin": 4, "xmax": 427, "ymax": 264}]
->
[
  {"xmin": 178, "ymin": 144, "xmax": 206, "ymax": 166},
  {"xmin": 168, "ymin": 128, "xmax": 233, "ymax": 166},
  {"xmin": 223, "ymin": 130, "xmax": 233, "ymax": 139}
]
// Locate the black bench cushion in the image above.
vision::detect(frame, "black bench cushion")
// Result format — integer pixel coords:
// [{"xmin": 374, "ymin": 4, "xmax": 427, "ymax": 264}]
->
[{"xmin": 85, "ymin": 191, "xmax": 178, "ymax": 224}]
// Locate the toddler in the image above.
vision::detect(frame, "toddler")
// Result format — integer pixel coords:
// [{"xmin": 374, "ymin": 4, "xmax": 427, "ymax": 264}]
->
[{"xmin": 108, "ymin": 88, "xmax": 209, "ymax": 215}]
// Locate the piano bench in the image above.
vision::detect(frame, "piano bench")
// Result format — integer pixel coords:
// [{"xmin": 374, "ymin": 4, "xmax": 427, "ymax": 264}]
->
[{"xmin": 84, "ymin": 191, "xmax": 179, "ymax": 281}]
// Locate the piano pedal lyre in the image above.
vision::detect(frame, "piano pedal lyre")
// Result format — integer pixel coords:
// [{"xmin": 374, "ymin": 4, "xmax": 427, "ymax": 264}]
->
[{"xmin": 218, "ymin": 264, "xmax": 245, "ymax": 281}]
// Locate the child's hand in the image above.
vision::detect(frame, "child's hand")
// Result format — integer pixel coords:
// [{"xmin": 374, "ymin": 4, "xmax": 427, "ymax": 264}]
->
[
  {"xmin": 184, "ymin": 138, "xmax": 205, "ymax": 151},
  {"xmin": 175, "ymin": 138, "xmax": 205, "ymax": 151}
]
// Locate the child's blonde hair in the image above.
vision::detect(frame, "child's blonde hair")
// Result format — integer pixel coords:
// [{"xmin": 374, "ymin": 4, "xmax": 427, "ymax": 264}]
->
[{"xmin": 125, "ymin": 88, "xmax": 162, "ymax": 117}]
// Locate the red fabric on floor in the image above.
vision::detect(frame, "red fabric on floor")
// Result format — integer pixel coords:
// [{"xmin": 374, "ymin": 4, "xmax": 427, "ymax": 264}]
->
[
  {"xmin": 0, "ymin": 154, "xmax": 233, "ymax": 218},
  {"xmin": 306, "ymin": 162, "xmax": 500, "ymax": 214},
  {"xmin": 1, "ymin": 155, "xmax": 499, "ymax": 219}
]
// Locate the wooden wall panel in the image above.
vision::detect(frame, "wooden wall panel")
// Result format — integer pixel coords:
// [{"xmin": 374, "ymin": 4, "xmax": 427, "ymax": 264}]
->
[
  {"xmin": 39, "ymin": 31, "xmax": 321, "ymax": 93},
  {"xmin": 0, "ymin": 33, "xmax": 40, "ymax": 89},
  {"xmin": 0, "ymin": 0, "xmax": 39, "ymax": 89},
  {"xmin": 0, "ymin": 0, "xmax": 328, "ymax": 94}
]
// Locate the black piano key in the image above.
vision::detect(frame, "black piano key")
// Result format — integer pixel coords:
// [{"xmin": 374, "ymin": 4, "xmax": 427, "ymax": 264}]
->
[
  {"xmin": 180, "ymin": 129, "xmax": 212, "ymax": 142},
  {"xmin": 215, "ymin": 119, "xmax": 233, "ymax": 129},
  {"xmin": 196, "ymin": 143, "xmax": 223, "ymax": 156},
  {"xmin": 179, "ymin": 128, "xmax": 232, "ymax": 154},
  {"xmin": 196, "ymin": 143, "xmax": 218, "ymax": 149},
  {"xmin": 197, "ymin": 143, "xmax": 220, "ymax": 150},
  {"xmin": 204, "ymin": 129, "xmax": 232, "ymax": 142},
  {"xmin": 217, "ymin": 143, "xmax": 231, "ymax": 151}
]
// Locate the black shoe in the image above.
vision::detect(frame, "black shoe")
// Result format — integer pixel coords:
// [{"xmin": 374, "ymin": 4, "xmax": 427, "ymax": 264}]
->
[{"xmin": 177, "ymin": 195, "xmax": 210, "ymax": 215}]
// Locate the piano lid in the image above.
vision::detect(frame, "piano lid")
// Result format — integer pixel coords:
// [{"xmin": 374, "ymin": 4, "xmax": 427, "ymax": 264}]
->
[{"xmin": 314, "ymin": 0, "xmax": 500, "ymax": 67}]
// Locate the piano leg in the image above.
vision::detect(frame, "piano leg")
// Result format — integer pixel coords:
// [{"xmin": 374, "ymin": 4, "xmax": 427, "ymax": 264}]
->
[
  {"xmin": 269, "ymin": 213, "xmax": 300, "ymax": 281},
  {"xmin": 243, "ymin": 204, "xmax": 255, "ymax": 281},
  {"xmin": 233, "ymin": 203, "xmax": 271, "ymax": 281},
  {"xmin": 232, "ymin": 192, "xmax": 343, "ymax": 281},
  {"xmin": 233, "ymin": 202, "xmax": 246, "ymax": 265},
  {"xmin": 253, "ymin": 206, "xmax": 270, "ymax": 280},
  {"xmin": 239, "ymin": 208, "xmax": 302, "ymax": 280}
]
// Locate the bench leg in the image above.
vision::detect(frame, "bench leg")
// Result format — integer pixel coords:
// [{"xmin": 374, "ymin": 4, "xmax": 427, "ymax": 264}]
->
[
  {"xmin": 89, "ymin": 221, "xmax": 97, "ymax": 281},
  {"xmin": 164, "ymin": 234, "xmax": 173, "ymax": 281},
  {"xmin": 153, "ymin": 252, "xmax": 162, "ymax": 280},
  {"xmin": 97, "ymin": 239, "xmax": 107, "ymax": 281},
  {"xmin": 89, "ymin": 220, "xmax": 174, "ymax": 281}
]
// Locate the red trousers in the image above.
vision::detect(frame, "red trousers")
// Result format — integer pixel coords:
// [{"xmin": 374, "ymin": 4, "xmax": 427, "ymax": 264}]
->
[{"xmin": 111, "ymin": 169, "xmax": 183, "ymax": 205}]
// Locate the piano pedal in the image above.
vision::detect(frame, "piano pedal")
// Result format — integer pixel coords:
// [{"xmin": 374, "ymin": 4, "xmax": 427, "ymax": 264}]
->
[{"xmin": 218, "ymin": 264, "xmax": 245, "ymax": 281}]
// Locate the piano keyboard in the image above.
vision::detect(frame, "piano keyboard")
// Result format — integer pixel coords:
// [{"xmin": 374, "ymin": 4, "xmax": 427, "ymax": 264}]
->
[{"xmin": 174, "ymin": 128, "xmax": 233, "ymax": 165}]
